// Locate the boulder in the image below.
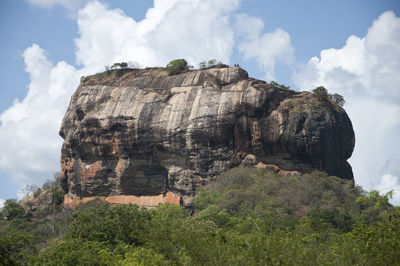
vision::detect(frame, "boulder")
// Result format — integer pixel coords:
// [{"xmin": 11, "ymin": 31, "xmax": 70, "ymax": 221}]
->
[{"xmin": 59, "ymin": 65, "xmax": 355, "ymax": 206}]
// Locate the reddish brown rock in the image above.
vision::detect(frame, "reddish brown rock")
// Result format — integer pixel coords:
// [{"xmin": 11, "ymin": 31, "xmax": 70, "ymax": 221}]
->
[
  {"xmin": 255, "ymin": 162, "xmax": 280, "ymax": 173},
  {"xmin": 254, "ymin": 160, "xmax": 300, "ymax": 176},
  {"xmin": 64, "ymin": 192, "xmax": 181, "ymax": 208}
]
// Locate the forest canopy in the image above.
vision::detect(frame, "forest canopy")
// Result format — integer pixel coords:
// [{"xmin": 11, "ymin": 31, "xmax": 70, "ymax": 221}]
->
[{"xmin": 0, "ymin": 168, "xmax": 399, "ymax": 265}]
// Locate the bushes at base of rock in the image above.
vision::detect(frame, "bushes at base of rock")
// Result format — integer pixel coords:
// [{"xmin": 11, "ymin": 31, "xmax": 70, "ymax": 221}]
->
[
  {"xmin": 1, "ymin": 200, "xmax": 25, "ymax": 220},
  {"xmin": 1, "ymin": 167, "xmax": 399, "ymax": 265}
]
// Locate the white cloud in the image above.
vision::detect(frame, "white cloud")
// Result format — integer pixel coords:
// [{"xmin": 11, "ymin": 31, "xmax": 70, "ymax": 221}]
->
[
  {"xmin": 377, "ymin": 174, "xmax": 400, "ymax": 206},
  {"xmin": 75, "ymin": 0, "xmax": 239, "ymax": 71},
  {"xmin": 293, "ymin": 11, "xmax": 400, "ymax": 200},
  {"xmin": 377, "ymin": 159, "xmax": 400, "ymax": 205},
  {"xmin": 0, "ymin": 198, "xmax": 5, "ymax": 209},
  {"xmin": 235, "ymin": 13, "xmax": 295, "ymax": 81},
  {"xmin": 0, "ymin": 44, "xmax": 80, "ymax": 186}
]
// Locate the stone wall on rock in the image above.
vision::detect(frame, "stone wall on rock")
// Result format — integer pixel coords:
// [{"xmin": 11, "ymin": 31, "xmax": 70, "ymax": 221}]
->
[{"xmin": 59, "ymin": 64, "xmax": 355, "ymax": 206}]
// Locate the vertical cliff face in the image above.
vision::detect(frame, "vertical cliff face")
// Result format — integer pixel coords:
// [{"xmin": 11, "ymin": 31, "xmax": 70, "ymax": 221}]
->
[{"xmin": 59, "ymin": 65, "xmax": 355, "ymax": 206}]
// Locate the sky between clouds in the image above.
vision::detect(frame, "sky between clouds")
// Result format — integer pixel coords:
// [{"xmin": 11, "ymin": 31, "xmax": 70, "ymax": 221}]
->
[{"xmin": 0, "ymin": 0, "xmax": 399, "ymax": 207}]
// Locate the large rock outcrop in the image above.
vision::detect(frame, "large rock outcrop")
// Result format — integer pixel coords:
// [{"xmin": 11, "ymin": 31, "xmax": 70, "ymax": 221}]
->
[{"xmin": 60, "ymin": 65, "xmax": 355, "ymax": 206}]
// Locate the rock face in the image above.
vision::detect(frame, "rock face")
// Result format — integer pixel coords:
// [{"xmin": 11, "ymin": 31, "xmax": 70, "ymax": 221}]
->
[{"xmin": 59, "ymin": 65, "xmax": 355, "ymax": 206}]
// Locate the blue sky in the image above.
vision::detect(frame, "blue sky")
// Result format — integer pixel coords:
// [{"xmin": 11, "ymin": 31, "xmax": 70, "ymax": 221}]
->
[{"xmin": 1, "ymin": 0, "xmax": 399, "ymax": 206}]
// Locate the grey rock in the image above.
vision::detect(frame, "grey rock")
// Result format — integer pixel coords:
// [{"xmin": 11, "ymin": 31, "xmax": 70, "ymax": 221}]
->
[{"xmin": 59, "ymin": 65, "xmax": 355, "ymax": 205}]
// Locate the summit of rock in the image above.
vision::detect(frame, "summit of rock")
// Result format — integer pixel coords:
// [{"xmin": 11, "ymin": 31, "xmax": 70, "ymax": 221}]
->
[{"xmin": 59, "ymin": 65, "xmax": 355, "ymax": 206}]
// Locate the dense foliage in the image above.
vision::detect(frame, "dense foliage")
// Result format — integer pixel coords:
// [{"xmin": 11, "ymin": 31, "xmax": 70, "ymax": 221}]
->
[
  {"xmin": 165, "ymin": 59, "xmax": 189, "ymax": 75},
  {"xmin": 1, "ymin": 200, "xmax": 25, "ymax": 220},
  {"xmin": 312, "ymin": 86, "xmax": 345, "ymax": 107},
  {"xmin": 1, "ymin": 168, "xmax": 399, "ymax": 265}
]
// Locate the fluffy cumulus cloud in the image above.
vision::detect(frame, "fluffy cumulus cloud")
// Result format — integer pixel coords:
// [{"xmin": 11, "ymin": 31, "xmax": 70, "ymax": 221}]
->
[
  {"xmin": 0, "ymin": 44, "xmax": 80, "ymax": 186},
  {"xmin": 235, "ymin": 13, "xmax": 295, "ymax": 80},
  {"xmin": 293, "ymin": 11, "xmax": 400, "ymax": 204},
  {"xmin": 75, "ymin": 0, "xmax": 239, "ymax": 71}
]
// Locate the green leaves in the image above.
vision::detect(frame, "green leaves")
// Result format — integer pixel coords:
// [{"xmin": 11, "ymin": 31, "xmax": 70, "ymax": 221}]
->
[
  {"xmin": 193, "ymin": 190, "xmax": 220, "ymax": 210},
  {"xmin": 312, "ymin": 86, "xmax": 329, "ymax": 101},
  {"xmin": 1, "ymin": 167, "xmax": 399, "ymax": 265},
  {"xmin": 198, "ymin": 59, "xmax": 220, "ymax": 69},
  {"xmin": 111, "ymin": 62, "xmax": 128, "ymax": 69},
  {"xmin": 0, "ymin": 233, "xmax": 35, "ymax": 266},
  {"xmin": 1, "ymin": 199, "xmax": 25, "ymax": 220},
  {"xmin": 269, "ymin": 80, "xmax": 290, "ymax": 90},
  {"xmin": 332, "ymin": 93, "xmax": 345, "ymax": 107},
  {"xmin": 67, "ymin": 202, "xmax": 150, "ymax": 246},
  {"xmin": 31, "ymin": 239, "xmax": 108, "ymax": 266},
  {"xmin": 193, "ymin": 168, "xmax": 359, "ymax": 221},
  {"xmin": 165, "ymin": 59, "xmax": 189, "ymax": 75},
  {"xmin": 312, "ymin": 86, "xmax": 346, "ymax": 108}
]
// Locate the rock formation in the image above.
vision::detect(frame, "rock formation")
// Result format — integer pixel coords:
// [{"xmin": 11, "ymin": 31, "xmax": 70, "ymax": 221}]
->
[{"xmin": 59, "ymin": 64, "xmax": 355, "ymax": 206}]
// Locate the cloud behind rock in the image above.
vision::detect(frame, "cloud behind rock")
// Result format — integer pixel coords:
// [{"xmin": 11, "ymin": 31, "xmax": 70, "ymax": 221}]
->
[
  {"xmin": 235, "ymin": 13, "xmax": 295, "ymax": 81},
  {"xmin": 293, "ymin": 11, "xmax": 400, "ymax": 204}
]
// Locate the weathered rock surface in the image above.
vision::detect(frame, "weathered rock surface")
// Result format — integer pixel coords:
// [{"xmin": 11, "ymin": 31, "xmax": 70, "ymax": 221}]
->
[{"xmin": 59, "ymin": 65, "xmax": 355, "ymax": 206}]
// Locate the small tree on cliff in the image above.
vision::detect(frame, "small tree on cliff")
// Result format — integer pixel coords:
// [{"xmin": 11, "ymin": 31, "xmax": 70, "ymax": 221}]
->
[
  {"xmin": 312, "ymin": 86, "xmax": 329, "ymax": 101},
  {"xmin": 110, "ymin": 62, "xmax": 128, "ymax": 69},
  {"xmin": 198, "ymin": 59, "xmax": 219, "ymax": 69},
  {"xmin": 331, "ymin": 93, "xmax": 345, "ymax": 107},
  {"xmin": 165, "ymin": 59, "xmax": 189, "ymax": 75},
  {"xmin": 312, "ymin": 86, "xmax": 345, "ymax": 107}
]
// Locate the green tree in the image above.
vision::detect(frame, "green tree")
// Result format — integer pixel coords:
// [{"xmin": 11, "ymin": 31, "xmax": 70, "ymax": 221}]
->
[
  {"xmin": 67, "ymin": 202, "xmax": 150, "ymax": 246},
  {"xmin": 269, "ymin": 81, "xmax": 279, "ymax": 87},
  {"xmin": 356, "ymin": 190, "xmax": 393, "ymax": 224},
  {"xmin": 165, "ymin": 59, "xmax": 189, "ymax": 75},
  {"xmin": 306, "ymin": 208, "xmax": 353, "ymax": 233},
  {"xmin": 192, "ymin": 190, "xmax": 220, "ymax": 210},
  {"xmin": 312, "ymin": 86, "xmax": 345, "ymax": 108},
  {"xmin": 269, "ymin": 81, "xmax": 290, "ymax": 90},
  {"xmin": 312, "ymin": 86, "xmax": 329, "ymax": 101},
  {"xmin": 334, "ymin": 209, "xmax": 400, "ymax": 265},
  {"xmin": 31, "ymin": 239, "xmax": 107, "ymax": 266},
  {"xmin": 51, "ymin": 190, "xmax": 64, "ymax": 206},
  {"xmin": 121, "ymin": 247, "xmax": 168, "ymax": 265},
  {"xmin": 111, "ymin": 62, "xmax": 128, "ymax": 69},
  {"xmin": 207, "ymin": 59, "xmax": 217, "ymax": 66},
  {"xmin": 2, "ymin": 200, "xmax": 25, "ymax": 220},
  {"xmin": 0, "ymin": 233, "xmax": 35, "ymax": 266},
  {"xmin": 198, "ymin": 61, "xmax": 207, "ymax": 69},
  {"xmin": 331, "ymin": 93, "xmax": 345, "ymax": 107},
  {"xmin": 145, "ymin": 204, "xmax": 189, "ymax": 262}
]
